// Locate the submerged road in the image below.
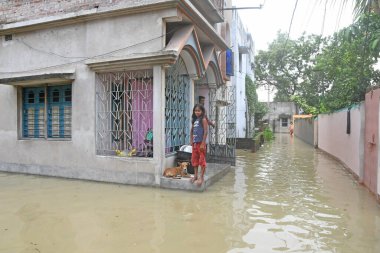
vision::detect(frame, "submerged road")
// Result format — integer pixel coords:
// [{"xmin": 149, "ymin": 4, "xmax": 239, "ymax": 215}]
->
[{"xmin": 0, "ymin": 134, "xmax": 379, "ymax": 252}]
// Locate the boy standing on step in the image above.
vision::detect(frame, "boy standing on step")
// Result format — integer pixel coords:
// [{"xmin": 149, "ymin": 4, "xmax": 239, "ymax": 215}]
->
[{"xmin": 190, "ymin": 103, "xmax": 208, "ymax": 186}]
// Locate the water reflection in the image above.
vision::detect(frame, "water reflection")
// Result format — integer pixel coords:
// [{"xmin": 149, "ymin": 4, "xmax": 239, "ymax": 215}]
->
[
  {"xmin": 0, "ymin": 134, "xmax": 379, "ymax": 252},
  {"xmin": 228, "ymin": 134, "xmax": 380, "ymax": 253}
]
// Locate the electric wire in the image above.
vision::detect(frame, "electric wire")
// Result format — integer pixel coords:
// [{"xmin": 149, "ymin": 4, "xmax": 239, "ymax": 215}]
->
[
  {"xmin": 0, "ymin": 27, "xmax": 180, "ymax": 74},
  {"xmin": 283, "ymin": 0, "xmax": 299, "ymax": 52},
  {"xmin": 334, "ymin": 0, "xmax": 345, "ymax": 33},
  {"xmin": 16, "ymin": 38, "xmax": 87, "ymax": 59},
  {"xmin": 321, "ymin": 0, "xmax": 328, "ymax": 36},
  {"xmin": 300, "ymin": 0, "xmax": 317, "ymax": 33}
]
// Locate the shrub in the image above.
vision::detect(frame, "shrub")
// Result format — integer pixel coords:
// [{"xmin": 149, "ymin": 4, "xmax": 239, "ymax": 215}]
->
[{"xmin": 263, "ymin": 127, "xmax": 274, "ymax": 141}]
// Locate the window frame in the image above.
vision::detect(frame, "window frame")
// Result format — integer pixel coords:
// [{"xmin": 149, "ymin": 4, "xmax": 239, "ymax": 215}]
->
[
  {"xmin": 19, "ymin": 83, "xmax": 72, "ymax": 141},
  {"xmin": 281, "ymin": 117, "xmax": 288, "ymax": 127},
  {"xmin": 95, "ymin": 71, "xmax": 154, "ymax": 157}
]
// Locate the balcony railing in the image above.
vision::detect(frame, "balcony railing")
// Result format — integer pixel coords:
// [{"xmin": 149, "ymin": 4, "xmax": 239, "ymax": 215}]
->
[
  {"xmin": 210, "ymin": 0, "xmax": 224, "ymax": 18},
  {"xmin": 190, "ymin": 0, "xmax": 224, "ymax": 22}
]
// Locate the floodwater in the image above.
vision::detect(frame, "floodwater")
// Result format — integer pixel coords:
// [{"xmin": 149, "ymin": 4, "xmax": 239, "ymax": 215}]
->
[{"xmin": 1, "ymin": 134, "xmax": 380, "ymax": 253}]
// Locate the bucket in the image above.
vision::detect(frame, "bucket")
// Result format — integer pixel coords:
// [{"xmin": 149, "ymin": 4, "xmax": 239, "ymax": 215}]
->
[{"xmin": 179, "ymin": 145, "xmax": 192, "ymax": 153}]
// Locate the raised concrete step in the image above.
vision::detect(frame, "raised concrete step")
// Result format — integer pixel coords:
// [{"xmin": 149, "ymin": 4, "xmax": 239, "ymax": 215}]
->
[{"xmin": 160, "ymin": 163, "xmax": 231, "ymax": 192}]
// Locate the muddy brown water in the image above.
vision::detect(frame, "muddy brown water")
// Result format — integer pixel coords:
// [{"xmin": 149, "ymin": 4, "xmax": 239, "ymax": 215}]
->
[{"xmin": 1, "ymin": 134, "xmax": 380, "ymax": 253}]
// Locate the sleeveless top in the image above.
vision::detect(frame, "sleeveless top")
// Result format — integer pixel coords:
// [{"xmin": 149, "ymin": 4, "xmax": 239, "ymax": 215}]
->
[{"xmin": 193, "ymin": 117, "xmax": 204, "ymax": 143}]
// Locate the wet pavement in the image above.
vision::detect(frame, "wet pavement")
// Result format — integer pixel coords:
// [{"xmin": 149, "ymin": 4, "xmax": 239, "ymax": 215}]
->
[{"xmin": 1, "ymin": 134, "xmax": 379, "ymax": 253}]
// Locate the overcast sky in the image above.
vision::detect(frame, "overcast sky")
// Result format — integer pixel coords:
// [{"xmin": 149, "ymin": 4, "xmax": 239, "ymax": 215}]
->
[{"xmin": 231, "ymin": 0, "xmax": 355, "ymax": 101}]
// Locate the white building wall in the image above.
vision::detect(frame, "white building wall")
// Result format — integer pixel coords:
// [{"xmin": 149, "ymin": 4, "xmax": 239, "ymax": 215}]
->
[
  {"xmin": 231, "ymin": 9, "xmax": 254, "ymax": 138},
  {"xmin": 0, "ymin": 10, "xmax": 173, "ymax": 185},
  {"xmin": 263, "ymin": 102, "xmax": 298, "ymax": 133}
]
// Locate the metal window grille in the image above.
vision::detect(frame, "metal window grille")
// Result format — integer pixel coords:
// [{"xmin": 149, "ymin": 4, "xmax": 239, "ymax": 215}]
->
[
  {"xmin": 22, "ymin": 85, "xmax": 72, "ymax": 139},
  {"xmin": 165, "ymin": 57, "xmax": 191, "ymax": 154},
  {"xmin": 96, "ymin": 70, "xmax": 153, "ymax": 157},
  {"xmin": 208, "ymin": 84, "xmax": 236, "ymax": 165}
]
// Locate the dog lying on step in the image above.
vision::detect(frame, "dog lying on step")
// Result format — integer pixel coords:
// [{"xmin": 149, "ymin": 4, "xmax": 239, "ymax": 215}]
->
[{"xmin": 163, "ymin": 162, "xmax": 190, "ymax": 178}]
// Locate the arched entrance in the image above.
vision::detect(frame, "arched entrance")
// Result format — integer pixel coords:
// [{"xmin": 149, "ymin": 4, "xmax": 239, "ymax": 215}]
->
[
  {"xmin": 195, "ymin": 64, "xmax": 236, "ymax": 166},
  {"xmin": 164, "ymin": 56, "xmax": 191, "ymax": 154}
]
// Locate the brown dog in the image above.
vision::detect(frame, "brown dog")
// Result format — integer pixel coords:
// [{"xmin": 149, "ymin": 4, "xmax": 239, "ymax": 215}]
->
[{"xmin": 163, "ymin": 162, "xmax": 189, "ymax": 178}]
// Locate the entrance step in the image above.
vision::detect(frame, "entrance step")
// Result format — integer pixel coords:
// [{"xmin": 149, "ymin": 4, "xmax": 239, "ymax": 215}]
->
[{"xmin": 160, "ymin": 163, "xmax": 231, "ymax": 192}]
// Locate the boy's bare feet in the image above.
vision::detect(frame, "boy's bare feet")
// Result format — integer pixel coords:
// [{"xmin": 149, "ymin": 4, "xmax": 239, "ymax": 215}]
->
[
  {"xmin": 190, "ymin": 176, "xmax": 197, "ymax": 183},
  {"xmin": 195, "ymin": 178, "xmax": 204, "ymax": 186}
]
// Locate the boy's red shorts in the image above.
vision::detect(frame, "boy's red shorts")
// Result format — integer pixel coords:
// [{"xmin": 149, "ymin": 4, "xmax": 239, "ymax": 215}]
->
[{"xmin": 191, "ymin": 143, "xmax": 207, "ymax": 167}]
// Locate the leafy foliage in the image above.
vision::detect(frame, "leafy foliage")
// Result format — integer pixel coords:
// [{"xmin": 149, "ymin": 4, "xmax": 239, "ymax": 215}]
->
[
  {"xmin": 263, "ymin": 127, "xmax": 274, "ymax": 141},
  {"xmin": 342, "ymin": 13, "xmax": 380, "ymax": 59},
  {"xmin": 254, "ymin": 33, "xmax": 323, "ymax": 103},
  {"xmin": 324, "ymin": 0, "xmax": 380, "ymax": 18},
  {"xmin": 245, "ymin": 75, "xmax": 268, "ymax": 123},
  {"xmin": 254, "ymin": 13, "xmax": 380, "ymax": 114},
  {"xmin": 314, "ymin": 14, "xmax": 380, "ymax": 111}
]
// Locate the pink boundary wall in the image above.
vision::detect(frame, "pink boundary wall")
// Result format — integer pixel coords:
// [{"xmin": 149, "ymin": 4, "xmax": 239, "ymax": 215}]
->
[
  {"xmin": 364, "ymin": 89, "xmax": 380, "ymax": 195},
  {"xmin": 317, "ymin": 103, "xmax": 365, "ymax": 180}
]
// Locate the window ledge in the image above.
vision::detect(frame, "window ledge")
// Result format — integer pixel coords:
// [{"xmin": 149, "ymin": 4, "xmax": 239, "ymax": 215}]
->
[
  {"xmin": 0, "ymin": 72, "xmax": 75, "ymax": 86},
  {"xmin": 96, "ymin": 155, "xmax": 153, "ymax": 161},
  {"xmin": 18, "ymin": 138, "xmax": 72, "ymax": 142}
]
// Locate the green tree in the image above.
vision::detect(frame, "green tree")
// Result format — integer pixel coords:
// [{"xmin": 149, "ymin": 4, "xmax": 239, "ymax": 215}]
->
[
  {"xmin": 322, "ymin": 0, "xmax": 380, "ymax": 56},
  {"xmin": 342, "ymin": 13, "xmax": 380, "ymax": 59},
  {"xmin": 254, "ymin": 14, "xmax": 380, "ymax": 114},
  {"xmin": 245, "ymin": 75, "xmax": 268, "ymax": 129},
  {"xmin": 313, "ymin": 14, "xmax": 380, "ymax": 111},
  {"xmin": 254, "ymin": 32, "xmax": 323, "ymax": 102},
  {"xmin": 324, "ymin": 0, "xmax": 380, "ymax": 16}
]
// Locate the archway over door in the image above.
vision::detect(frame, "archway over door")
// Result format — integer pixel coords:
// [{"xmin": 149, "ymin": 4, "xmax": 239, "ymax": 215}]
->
[{"xmin": 195, "ymin": 64, "xmax": 236, "ymax": 166}]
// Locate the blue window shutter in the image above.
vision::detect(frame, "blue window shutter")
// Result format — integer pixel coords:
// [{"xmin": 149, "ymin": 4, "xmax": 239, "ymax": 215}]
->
[
  {"xmin": 226, "ymin": 49, "xmax": 234, "ymax": 76},
  {"xmin": 47, "ymin": 85, "xmax": 72, "ymax": 138},
  {"xmin": 22, "ymin": 87, "xmax": 45, "ymax": 138}
]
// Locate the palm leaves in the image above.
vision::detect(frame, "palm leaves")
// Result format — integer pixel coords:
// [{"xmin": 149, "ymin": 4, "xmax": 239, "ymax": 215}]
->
[
  {"xmin": 322, "ymin": 0, "xmax": 380, "ymax": 57},
  {"xmin": 323, "ymin": 0, "xmax": 380, "ymax": 17}
]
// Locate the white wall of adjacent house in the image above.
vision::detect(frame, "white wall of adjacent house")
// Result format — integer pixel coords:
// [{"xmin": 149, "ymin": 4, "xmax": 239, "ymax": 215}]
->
[
  {"xmin": 231, "ymin": 9, "xmax": 254, "ymax": 138},
  {"xmin": 0, "ymin": 9, "xmax": 174, "ymax": 186}
]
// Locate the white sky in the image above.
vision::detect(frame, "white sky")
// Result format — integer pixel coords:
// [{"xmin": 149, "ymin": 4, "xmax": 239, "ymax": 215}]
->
[{"xmin": 231, "ymin": 0, "xmax": 355, "ymax": 101}]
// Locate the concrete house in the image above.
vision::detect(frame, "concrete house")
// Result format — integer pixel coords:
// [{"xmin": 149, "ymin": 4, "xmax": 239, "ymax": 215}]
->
[
  {"xmin": 0, "ymin": 0, "xmax": 235, "ymax": 187},
  {"xmin": 230, "ymin": 9, "xmax": 254, "ymax": 138},
  {"xmin": 263, "ymin": 102, "xmax": 299, "ymax": 133}
]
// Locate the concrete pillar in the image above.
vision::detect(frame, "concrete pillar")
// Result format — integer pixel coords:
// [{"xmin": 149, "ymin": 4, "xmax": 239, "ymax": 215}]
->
[
  {"xmin": 153, "ymin": 65, "xmax": 165, "ymax": 185},
  {"xmin": 378, "ymin": 101, "xmax": 380, "ymax": 197},
  {"xmin": 359, "ymin": 103, "xmax": 365, "ymax": 182}
]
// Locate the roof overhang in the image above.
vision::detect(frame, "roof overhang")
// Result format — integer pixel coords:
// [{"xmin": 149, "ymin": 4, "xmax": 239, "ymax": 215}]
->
[
  {"xmin": 188, "ymin": 0, "xmax": 224, "ymax": 23},
  {"xmin": 0, "ymin": 72, "xmax": 75, "ymax": 86},
  {"xmin": 86, "ymin": 51, "xmax": 178, "ymax": 72},
  {"xmin": 86, "ymin": 24, "xmax": 224, "ymax": 87},
  {"xmin": 177, "ymin": 1, "xmax": 228, "ymax": 51},
  {"xmin": 239, "ymin": 46, "xmax": 250, "ymax": 54}
]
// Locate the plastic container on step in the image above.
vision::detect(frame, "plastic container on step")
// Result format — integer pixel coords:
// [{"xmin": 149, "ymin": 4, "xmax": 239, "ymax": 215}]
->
[{"xmin": 179, "ymin": 145, "xmax": 192, "ymax": 153}]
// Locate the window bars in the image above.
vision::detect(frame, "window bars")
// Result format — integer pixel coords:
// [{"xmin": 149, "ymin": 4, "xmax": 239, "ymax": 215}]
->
[
  {"xmin": 96, "ymin": 70, "xmax": 153, "ymax": 157},
  {"xmin": 22, "ymin": 85, "xmax": 72, "ymax": 139},
  {"xmin": 165, "ymin": 57, "xmax": 191, "ymax": 154},
  {"xmin": 208, "ymin": 84, "xmax": 236, "ymax": 165}
]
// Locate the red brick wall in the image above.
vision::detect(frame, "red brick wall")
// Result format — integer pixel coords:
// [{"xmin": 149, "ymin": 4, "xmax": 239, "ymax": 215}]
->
[{"xmin": 0, "ymin": 0, "xmax": 147, "ymax": 25}]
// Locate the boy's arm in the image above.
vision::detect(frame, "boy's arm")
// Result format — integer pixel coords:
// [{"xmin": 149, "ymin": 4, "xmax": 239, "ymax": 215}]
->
[
  {"xmin": 201, "ymin": 118, "xmax": 208, "ymax": 149},
  {"xmin": 205, "ymin": 115, "xmax": 215, "ymax": 128},
  {"xmin": 190, "ymin": 125, "xmax": 194, "ymax": 145}
]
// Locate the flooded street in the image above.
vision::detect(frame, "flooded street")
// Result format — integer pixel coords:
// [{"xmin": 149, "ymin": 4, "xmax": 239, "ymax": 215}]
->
[{"xmin": 1, "ymin": 134, "xmax": 380, "ymax": 253}]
